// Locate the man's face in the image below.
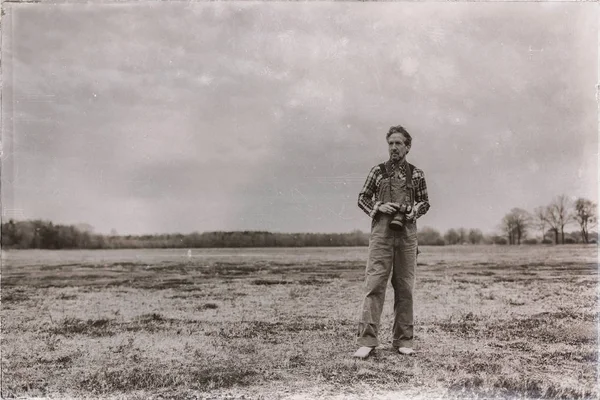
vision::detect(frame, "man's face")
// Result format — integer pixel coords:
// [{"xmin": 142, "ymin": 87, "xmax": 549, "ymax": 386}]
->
[{"xmin": 388, "ymin": 132, "xmax": 409, "ymax": 162}]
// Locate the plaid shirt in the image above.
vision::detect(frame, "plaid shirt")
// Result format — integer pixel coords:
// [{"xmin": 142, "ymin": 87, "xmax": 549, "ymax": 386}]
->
[{"xmin": 358, "ymin": 161, "xmax": 430, "ymax": 219}]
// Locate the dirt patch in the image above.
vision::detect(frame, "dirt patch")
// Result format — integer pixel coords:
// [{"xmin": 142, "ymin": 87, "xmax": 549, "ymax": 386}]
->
[
  {"xmin": 197, "ymin": 303, "xmax": 219, "ymax": 310},
  {"xmin": 1, "ymin": 290, "xmax": 30, "ymax": 303},
  {"xmin": 78, "ymin": 364, "xmax": 258, "ymax": 393},
  {"xmin": 211, "ymin": 319, "xmax": 354, "ymax": 339},
  {"xmin": 50, "ymin": 318, "xmax": 116, "ymax": 337},
  {"xmin": 252, "ymin": 279, "xmax": 292, "ymax": 285},
  {"xmin": 56, "ymin": 293, "xmax": 78, "ymax": 300},
  {"xmin": 464, "ymin": 270, "xmax": 496, "ymax": 276}
]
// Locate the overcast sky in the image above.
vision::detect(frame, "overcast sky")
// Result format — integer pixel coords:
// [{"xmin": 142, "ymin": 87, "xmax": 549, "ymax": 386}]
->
[{"xmin": 2, "ymin": 2, "xmax": 597, "ymax": 235}]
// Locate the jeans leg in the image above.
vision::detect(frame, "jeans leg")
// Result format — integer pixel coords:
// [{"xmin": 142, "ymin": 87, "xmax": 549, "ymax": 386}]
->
[
  {"xmin": 391, "ymin": 226, "xmax": 417, "ymax": 348},
  {"xmin": 357, "ymin": 234, "xmax": 393, "ymax": 347}
]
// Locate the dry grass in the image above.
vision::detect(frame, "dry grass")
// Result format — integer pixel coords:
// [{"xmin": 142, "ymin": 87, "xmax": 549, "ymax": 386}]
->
[{"xmin": 1, "ymin": 245, "xmax": 598, "ymax": 399}]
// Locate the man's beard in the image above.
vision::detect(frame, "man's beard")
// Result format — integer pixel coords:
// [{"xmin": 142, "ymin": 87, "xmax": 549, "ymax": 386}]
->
[{"xmin": 390, "ymin": 152, "xmax": 404, "ymax": 164}]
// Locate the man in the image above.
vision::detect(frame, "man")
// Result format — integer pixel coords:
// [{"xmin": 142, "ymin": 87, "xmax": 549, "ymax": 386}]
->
[{"xmin": 354, "ymin": 125, "xmax": 430, "ymax": 359}]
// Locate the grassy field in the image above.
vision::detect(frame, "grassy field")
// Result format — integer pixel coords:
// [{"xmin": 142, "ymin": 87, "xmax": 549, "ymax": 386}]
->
[{"xmin": 1, "ymin": 245, "xmax": 598, "ymax": 399}]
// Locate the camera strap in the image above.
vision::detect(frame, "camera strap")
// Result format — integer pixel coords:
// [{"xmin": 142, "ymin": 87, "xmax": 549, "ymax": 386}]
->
[
  {"xmin": 406, "ymin": 161, "xmax": 414, "ymax": 205},
  {"xmin": 378, "ymin": 163, "xmax": 389, "ymax": 179},
  {"xmin": 378, "ymin": 162, "xmax": 396, "ymax": 205}
]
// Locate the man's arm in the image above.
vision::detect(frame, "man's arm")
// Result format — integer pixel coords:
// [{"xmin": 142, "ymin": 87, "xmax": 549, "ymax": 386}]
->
[
  {"xmin": 358, "ymin": 166, "xmax": 381, "ymax": 218},
  {"xmin": 413, "ymin": 169, "xmax": 430, "ymax": 219}
]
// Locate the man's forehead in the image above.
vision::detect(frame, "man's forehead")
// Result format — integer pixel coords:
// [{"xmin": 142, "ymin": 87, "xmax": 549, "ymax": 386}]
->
[{"xmin": 387, "ymin": 133, "xmax": 405, "ymax": 142}]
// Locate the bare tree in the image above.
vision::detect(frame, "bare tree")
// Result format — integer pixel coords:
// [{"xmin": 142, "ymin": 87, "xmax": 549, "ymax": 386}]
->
[
  {"xmin": 545, "ymin": 195, "xmax": 574, "ymax": 244},
  {"xmin": 417, "ymin": 227, "xmax": 445, "ymax": 246},
  {"xmin": 515, "ymin": 208, "xmax": 530, "ymax": 245},
  {"xmin": 444, "ymin": 229, "xmax": 460, "ymax": 245},
  {"xmin": 501, "ymin": 208, "xmax": 530, "ymax": 245},
  {"xmin": 468, "ymin": 228, "xmax": 483, "ymax": 244},
  {"xmin": 511, "ymin": 208, "xmax": 530, "ymax": 245},
  {"xmin": 573, "ymin": 198, "xmax": 597, "ymax": 244},
  {"xmin": 501, "ymin": 214, "xmax": 516, "ymax": 245},
  {"xmin": 544, "ymin": 206, "xmax": 560, "ymax": 244},
  {"xmin": 532, "ymin": 206, "xmax": 548, "ymax": 241},
  {"xmin": 457, "ymin": 228, "xmax": 468, "ymax": 244}
]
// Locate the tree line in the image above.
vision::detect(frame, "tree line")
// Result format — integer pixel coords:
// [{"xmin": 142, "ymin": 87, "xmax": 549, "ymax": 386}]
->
[
  {"xmin": 500, "ymin": 195, "xmax": 597, "ymax": 245},
  {"xmin": 0, "ymin": 220, "xmax": 371, "ymax": 249},
  {"xmin": 417, "ymin": 227, "xmax": 488, "ymax": 246},
  {"xmin": 2, "ymin": 195, "xmax": 595, "ymax": 250}
]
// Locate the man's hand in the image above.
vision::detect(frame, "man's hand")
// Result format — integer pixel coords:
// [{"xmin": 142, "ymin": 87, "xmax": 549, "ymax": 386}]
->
[
  {"xmin": 405, "ymin": 204, "xmax": 420, "ymax": 222},
  {"xmin": 377, "ymin": 202, "xmax": 401, "ymax": 215}
]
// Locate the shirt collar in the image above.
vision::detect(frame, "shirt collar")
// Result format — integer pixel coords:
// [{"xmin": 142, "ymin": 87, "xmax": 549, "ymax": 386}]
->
[{"xmin": 387, "ymin": 159, "xmax": 406, "ymax": 174}]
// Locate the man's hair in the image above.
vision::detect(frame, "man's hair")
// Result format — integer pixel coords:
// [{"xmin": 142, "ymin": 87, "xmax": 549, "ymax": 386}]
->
[{"xmin": 386, "ymin": 125, "xmax": 412, "ymax": 149}]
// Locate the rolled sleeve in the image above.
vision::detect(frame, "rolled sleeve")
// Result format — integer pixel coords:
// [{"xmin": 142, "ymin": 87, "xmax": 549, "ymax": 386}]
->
[
  {"xmin": 412, "ymin": 169, "xmax": 430, "ymax": 219},
  {"xmin": 358, "ymin": 166, "xmax": 379, "ymax": 217},
  {"xmin": 370, "ymin": 201, "xmax": 382, "ymax": 218}
]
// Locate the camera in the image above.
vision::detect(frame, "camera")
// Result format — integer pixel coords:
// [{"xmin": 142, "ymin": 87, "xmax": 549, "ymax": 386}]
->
[{"xmin": 388, "ymin": 203, "xmax": 412, "ymax": 231}]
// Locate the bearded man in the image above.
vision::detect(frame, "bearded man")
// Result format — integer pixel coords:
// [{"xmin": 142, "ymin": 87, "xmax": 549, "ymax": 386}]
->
[{"xmin": 354, "ymin": 125, "xmax": 430, "ymax": 359}]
